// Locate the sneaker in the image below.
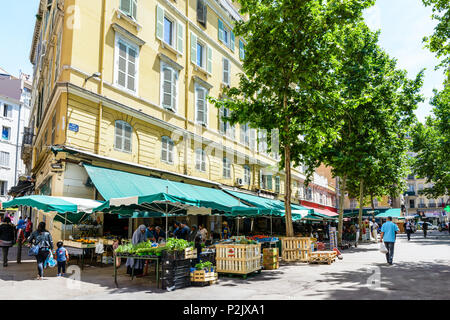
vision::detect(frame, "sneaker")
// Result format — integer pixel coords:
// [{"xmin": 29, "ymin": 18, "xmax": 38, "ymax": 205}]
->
[{"xmin": 57, "ymin": 274, "xmax": 61, "ymax": 277}]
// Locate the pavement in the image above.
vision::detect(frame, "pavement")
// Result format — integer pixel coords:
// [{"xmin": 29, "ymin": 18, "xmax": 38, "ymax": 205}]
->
[{"xmin": 0, "ymin": 230, "xmax": 449, "ymax": 300}]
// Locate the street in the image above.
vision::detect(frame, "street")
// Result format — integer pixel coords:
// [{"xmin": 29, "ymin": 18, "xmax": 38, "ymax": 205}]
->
[{"xmin": 1, "ymin": 230, "xmax": 449, "ymax": 300}]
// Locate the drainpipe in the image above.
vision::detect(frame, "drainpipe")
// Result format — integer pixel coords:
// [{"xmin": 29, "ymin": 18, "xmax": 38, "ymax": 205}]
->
[
  {"xmin": 96, "ymin": 0, "xmax": 106, "ymax": 156},
  {"xmin": 183, "ymin": 0, "xmax": 189, "ymax": 175}
]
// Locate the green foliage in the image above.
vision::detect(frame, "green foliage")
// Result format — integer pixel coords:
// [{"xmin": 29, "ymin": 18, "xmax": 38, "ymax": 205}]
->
[
  {"xmin": 412, "ymin": 85, "xmax": 450, "ymax": 198},
  {"xmin": 422, "ymin": 0, "xmax": 450, "ymax": 74},
  {"xmin": 195, "ymin": 261, "xmax": 214, "ymax": 270},
  {"xmin": 165, "ymin": 238, "xmax": 191, "ymax": 251}
]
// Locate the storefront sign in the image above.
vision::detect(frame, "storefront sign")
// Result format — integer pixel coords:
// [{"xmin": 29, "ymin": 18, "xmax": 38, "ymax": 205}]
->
[{"xmin": 68, "ymin": 123, "xmax": 79, "ymax": 132}]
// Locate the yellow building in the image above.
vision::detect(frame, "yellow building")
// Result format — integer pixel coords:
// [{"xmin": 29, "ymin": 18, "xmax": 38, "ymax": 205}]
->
[{"xmin": 24, "ymin": 0, "xmax": 337, "ymax": 238}]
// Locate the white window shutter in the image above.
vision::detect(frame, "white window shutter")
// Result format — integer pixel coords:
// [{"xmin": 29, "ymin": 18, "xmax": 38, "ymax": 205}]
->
[
  {"xmin": 115, "ymin": 121, "xmax": 123, "ymax": 150},
  {"xmin": 207, "ymin": 45, "xmax": 212, "ymax": 74},
  {"xmin": 219, "ymin": 107, "xmax": 225, "ymax": 133},
  {"xmin": 156, "ymin": 5, "xmax": 164, "ymax": 41},
  {"xmin": 190, "ymin": 32, "xmax": 197, "ymax": 64},
  {"xmin": 223, "ymin": 58, "xmax": 229, "ymax": 85},
  {"xmin": 162, "ymin": 67, "xmax": 173, "ymax": 109},
  {"xmin": 177, "ymin": 21, "xmax": 184, "ymax": 54},
  {"xmin": 230, "ymin": 31, "xmax": 235, "ymax": 52},
  {"xmin": 172, "ymin": 71, "xmax": 177, "ymax": 111}
]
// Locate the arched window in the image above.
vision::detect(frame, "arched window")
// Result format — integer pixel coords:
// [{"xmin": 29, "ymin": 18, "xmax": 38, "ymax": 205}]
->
[
  {"xmin": 161, "ymin": 136, "xmax": 174, "ymax": 164},
  {"xmin": 115, "ymin": 120, "xmax": 132, "ymax": 152},
  {"xmin": 195, "ymin": 149, "xmax": 206, "ymax": 172}
]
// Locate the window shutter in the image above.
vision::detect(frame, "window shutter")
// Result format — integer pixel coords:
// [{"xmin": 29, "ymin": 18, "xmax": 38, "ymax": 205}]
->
[
  {"xmin": 176, "ymin": 22, "xmax": 183, "ymax": 54},
  {"xmin": 239, "ymin": 40, "xmax": 245, "ymax": 60},
  {"xmin": 127, "ymin": 47, "xmax": 137, "ymax": 91},
  {"xmin": 172, "ymin": 70, "xmax": 177, "ymax": 111},
  {"xmin": 115, "ymin": 121, "xmax": 123, "ymax": 150},
  {"xmin": 162, "ymin": 67, "xmax": 173, "ymax": 109},
  {"xmin": 124, "ymin": 124, "xmax": 132, "ymax": 152},
  {"xmin": 259, "ymin": 169, "xmax": 263, "ymax": 188},
  {"xmin": 197, "ymin": 0, "xmax": 207, "ymax": 26},
  {"xmin": 156, "ymin": 5, "xmax": 164, "ymax": 41},
  {"xmin": 196, "ymin": 87, "xmax": 205, "ymax": 124},
  {"xmin": 250, "ymin": 129, "xmax": 256, "ymax": 150},
  {"xmin": 223, "ymin": 58, "xmax": 229, "ymax": 85},
  {"xmin": 267, "ymin": 175, "xmax": 273, "ymax": 190},
  {"xmin": 219, "ymin": 107, "xmax": 225, "ymax": 133},
  {"xmin": 230, "ymin": 31, "xmax": 235, "ymax": 52},
  {"xmin": 121, "ymin": 0, "xmax": 132, "ymax": 15},
  {"xmin": 118, "ymin": 42, "xmax": 127, "ymax": 87},
  {"xmin": 207, "ymin": 45, "xmax": 212, "ymax": 74},
  {"xmin": 190, "ymin": 32, "xmax": 197, "ymax": 64},
  {"xmin": 218, "ymin": 19, "xmax": 224, "ymax": 42},
  {"xmin": 132, "ymin": 0, "xmax": 137, "ymax": 20}
]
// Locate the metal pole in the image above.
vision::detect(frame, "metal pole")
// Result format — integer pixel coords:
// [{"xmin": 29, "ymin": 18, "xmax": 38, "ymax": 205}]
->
[
  {"xmin": 270, "ymin": 215, "xmax": 273, "ymax": 235},
  {"xmin": 64, "ymin": 212, "xmax": 67, "ymax": 240},
  {"xmin": 166, "ymin": 186, "xmax": 168, "ymax": 240}
]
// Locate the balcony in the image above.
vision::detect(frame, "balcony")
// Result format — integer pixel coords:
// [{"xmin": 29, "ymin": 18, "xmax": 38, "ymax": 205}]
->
[
  {"xmin": 404, "ymin": 191, "xmax": 416, "ymax": 196},
  {"xmin": 20, "ymin": 127, "xmax": 34, "ymax": 166},
  {"xmin": 428, "ymin": 203, "xmax": 436, "ymax": 208},
  {"xmin": 418, "ymin": 204, "xmax": 426, "ymax": 208}
]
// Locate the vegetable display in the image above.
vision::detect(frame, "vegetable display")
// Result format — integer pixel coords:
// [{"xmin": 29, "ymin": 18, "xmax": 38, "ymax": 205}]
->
[
  {"xmin": 165, "ymin": 238, "xmax": 192, "ymax": 252},
  {"xmin": 195, "ymin": 261, "xmax": 214, "ymax": 271},
  {"xmin": 115, "ymin": 238, "xmax": 193, "ymax": 256}
]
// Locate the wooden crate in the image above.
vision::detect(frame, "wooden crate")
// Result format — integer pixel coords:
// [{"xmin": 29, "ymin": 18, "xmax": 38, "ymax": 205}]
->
[
  {"xmin": 184, "ymin": 247, "xmax": 198, "ymax": 259},
  {"xmin": 215, "ymin": 243, "xmax": 261, "ymax": 275},
  {"xmin": 190, "ymin": 270, "xmax": 218, "ymax": 282},
  {"xmin": 64, "ymin": 240, "xmax": 96, "ymax": 249},
  {"xmin": 308, "ymin": 251, "xmax": 337, "ymax": 265},
  {"xmin": 281, "ymin": 237, "xmax": 312, "ymax": 262},
  {"xmin": 263, "ymin": 256, "xmax": 279, "ymax": 263},
  {"xmin": 263, "ymin": 248, "xmax": 279, "ymax": 256},
  {"xmin": 263, "ymin": 262, "xmax": 279, "ymax": 270}
]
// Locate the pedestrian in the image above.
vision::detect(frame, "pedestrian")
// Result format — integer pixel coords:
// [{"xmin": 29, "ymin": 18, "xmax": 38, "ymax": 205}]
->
[
  {"xmin": 126, "ymin": 225, "xmax": 147, "ymax": 276},
  {"xmin": 178, "ymin": 222, "xmax": 190, "ymax": 240},
  {"xmin": 405, "ymin": 220, "xmax": 413, "ymax": 241},
  {"xmin": 172, "ymin": 221, "xmax": 181, "ymax": 238},
  {"xmin": 0, "ymin": 217, "xmax": 16, "ymax": 267},
  {"xmin": 16, "ymin": 226, "xmax": 26, "ymax": 264},
  {"xmin": 27, "ymin": 222, "xmax": 54, "ymax": 280},
  {"xmin": 221, "ymin": 221, "xmax": 231, "ymax": 240},
  {"xmin": 422, "ymin": 220, "xmax": 428, "ymax": 238},
  {"xmin": 16, "ymin": 216, "xmax": 26, "ymax": 230},
  {"xmin": 372, "ymin": 219, "xmax": 379, "ymax": 241},
  {"xmin": 24, "ymin": 217, "xmax": 33, "ymax": 239},
  {"xmin": 55, "ymin": 241, "xmax": 69, "ymax": 277},
  {"xmin": 188, "ymin": 225, "xmax": 198, "ymax": 242},
  {"xmin": 380, "ymin": 216, "xmax": 399, "ymax": 265},
  {"xmin": 199, "ymin": 224, "xmax": 208, "ymax": 244}
]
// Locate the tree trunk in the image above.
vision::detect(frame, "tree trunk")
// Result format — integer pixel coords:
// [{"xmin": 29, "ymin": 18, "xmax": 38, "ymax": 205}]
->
[
  {"xmin": 338, "ymin": 175, "xmax": 347, "ymax": 246},
  {"xmin": 358, "ymin": 179, "xmax": 364, "ymax": 241},
  {"xmin": 284, "ymin": 144, "xmax": 294, "ymax": 237},
  {"xmin": 371, "ymin": 193, "xmax": 375, "ymax": 220}
]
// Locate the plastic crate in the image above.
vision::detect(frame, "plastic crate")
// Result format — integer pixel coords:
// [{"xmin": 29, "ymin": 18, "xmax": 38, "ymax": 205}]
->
[{"xmin": 162, "ymin": 276, "xmax": 191, "ymax": 290}]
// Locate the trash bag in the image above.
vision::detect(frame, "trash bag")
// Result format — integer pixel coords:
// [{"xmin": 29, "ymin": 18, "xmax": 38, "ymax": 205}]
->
[{"xmin": 379, "ymin": 242, "xmax": 388, "ymax": 254}]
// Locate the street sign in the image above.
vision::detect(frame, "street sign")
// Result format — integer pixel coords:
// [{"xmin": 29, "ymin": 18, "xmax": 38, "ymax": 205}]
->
[{"xmin": 68, "ymin": 123, "xmax": 79, "ymax": 132}]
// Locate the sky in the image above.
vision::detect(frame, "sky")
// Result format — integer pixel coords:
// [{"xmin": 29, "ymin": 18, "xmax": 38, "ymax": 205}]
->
[{"xmin": 0, "ymin": 0, "xmax": 446, "ymax": 123}]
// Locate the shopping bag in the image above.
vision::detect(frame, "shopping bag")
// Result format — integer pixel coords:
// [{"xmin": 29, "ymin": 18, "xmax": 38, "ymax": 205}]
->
[
  {"xmin": 28, "ymin": 244, "xmax": 40, "ymax": 256},
  {"xmin": 45, "ymin": 252, "xmax": 57, "ymax": 268},
  {"xmin": 379, "ymin": 242, "xmax": 388, "ymax": 254}
]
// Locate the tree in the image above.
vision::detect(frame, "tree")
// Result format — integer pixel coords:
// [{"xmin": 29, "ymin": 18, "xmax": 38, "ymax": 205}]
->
[
  {"xmin": 422, "ymin": 0, "xmax": 450, "ymax": 76},
  {"xmin": 412, "ymin": 85, "xmax": 450, "ymax": 198},
  {"xmin": 210, "ymin": 0, "xmax": 374, "ymax": 237},
  {"xmin": 318, "ymin": 23, "xmax": 424, "ymax": 244}
]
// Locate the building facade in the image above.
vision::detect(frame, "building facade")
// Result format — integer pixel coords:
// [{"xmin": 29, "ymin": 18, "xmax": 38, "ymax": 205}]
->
[
  {"xmin": 0, "ymin": 69, "xmax": 32, "ymax": 205},
  {"xmin": 24, "ymin": 0, "xmax": 336, "ymax": 222}
]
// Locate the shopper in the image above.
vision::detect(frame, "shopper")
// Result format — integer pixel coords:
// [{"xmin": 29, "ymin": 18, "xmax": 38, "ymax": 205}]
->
[
  {"xmin": 380, "ymin": 216, "xmax": 399, "ymax": 265},
  {"xmin": 55, "ymin": 241, "xmax": 69, "ymax": 277},
  {"xmin": 172, "ymin": 222, "xmax": 181, "ymax": 238},
  {"xmin": 0, "ymin": 217, "xmax": 16, "ymax": 267},
  {"xmin": 16, "ymin": 216, "xmax": 26, "ymax": 230},
  {"xmin": 178, "ymin": 222, "xmax": 190, "ymax": 240},
  {"xmin": 405, "ymin": 220, "xmax": 413, "ymax": 241},
  {"xmin": 16, "ymin": 226, "xmax": 26, "ymax": 264},
  {"xmin": 199, "ymin": 224, "xmax": 208, "ymax": 243},
  {"xmin": 28, "ymin": 222, "xmax": 54, "ymax": 279},
  {"xmin": 126, "ymin": 225, "xmax": 147, "ymax": 276},
  {"xmin": 188, "ymin": 225, "xmax": 199, "ymax": 242},
  {"xmin": 154, "ymin": 226, "xmax": 166, "ymax": 242},
  {"xmin": 372, "ymin": 219, "xmax": 379, "ymax": 241},
  {"xmin": 25, "ymin": 217, "xmax": 33, "ymax": 238},
  {"xmin": 422, "ymin": 220, "xmax": 428, "ymax": 238},
  {"xmin": 146, "ymin": 225, "xmax": 156, "ymax": 242},
  {"xmin": 221, "ymin": 221, "xmax": 231, "ymax": 240}
]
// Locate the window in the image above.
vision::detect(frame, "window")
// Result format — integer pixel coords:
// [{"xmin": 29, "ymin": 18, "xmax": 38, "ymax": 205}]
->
[
  {"xmin": 161, "ymin": 136, "xmax": 174, "ymax": 164},
  {"xmin": 219, "ymin": 107, "xmax": 235, "ymax": 139},
  {"xmin": 115, "ymin": 37, "xmax": 139, "ymax": 92},
  {"xmin": 0, "ymin": 151, "xmax": 10, "ymax": 167},
  {"xmin": 164, "ymin": 17, "xmax": 174, "ymax": 46},
  {"xmin": 240, "ymin": 123, "xmax": 250, "ymax": 146},
  {"xmin": 2, "ymin": 104, "xmax": 12, "ymax": 118},
  {"xmin": 218, "ymin": 19, "xmax": 235, "ymax": 51},
  {"xmin": 51, "ymin": 113, "xmax": 56, "ymax": 144},
  {"xmin": 258, "ymin": 130, "xmax": 268, "ymax": 154},
  {"xmin": 275, "ymin": 176, "xmax": 280, "ymax": 193},
  {"xmin": 408, "ymin": 184, "xmax": 415, "ymax": 192},
  {"xmin": 195, "ymin": 149, "xmax": 206, "ymax": 172},
  {"xmin": 160, "ymin": 63, "xmax": 178, "ymax": 111},
  {"xmin": 120, "ymin": 0, "xmax": 137, "ymax": 20},
  {"xmin": 156, "ymin": 5, "xmax": 183, "ymax": 54},
  {"xmin": 2, "ymin": 126, "xmax": 11, "ymax": 141},
  {"xmin": 222, "ymin": 57, "xmax": 230, "ymax": 85},
  {"xmin": 0, "ymin": 181, "xmax": 7, "ymax": 196},
  {"xmin": 195, "ymin": 85, "xmax": 208, "ymax": 125},
  {"xmin": 319, "ymin": 193, "xmax": 323, "ymax": 204},
  {"xmin": 306, "ymin": 187, "xmax": 312, "ymax": 200},
  {"xmin": 350, "ymin": 199, "xmax": 357, "ymax": 209},
  {"xmin": 115, "ymin": 121, "xmax": 132, "ymax": 152},
  {"xmin": 197, "ymin": 0, "xmax": 207, "ymax": 27},
  {"xmin": 223, "ymin": 158, "xmax": 231, "ymax": 178},
  {"xmin": 239, "ymin": 40, "xmax": 245, "ymax": 60},
  {"xmin": 244, "ymin": 165, "xmax": 251, "ymax": 185},
  {"xmin": 197, "ymin": 42, "xmax": 204, "ymax": 68},
  {"xmin": 373, "ymin": 198, "xmax": 379, "ymax": 207},
  {"xmin": 261, "ymin": 174, "xmax": 272, "ymax": 190},
  {"xmin": 55, "ymin": 31, "xmax": 62, "ymax": 83},
  {"xmin": 409, "ymin": 199, "xmax": 415, "ymax": 208}
]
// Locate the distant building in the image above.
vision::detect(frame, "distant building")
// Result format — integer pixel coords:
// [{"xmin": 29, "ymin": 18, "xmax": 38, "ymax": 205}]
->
[{"xmin": 0, "ymin": 69, "xmax": 32, "ymax": 207}]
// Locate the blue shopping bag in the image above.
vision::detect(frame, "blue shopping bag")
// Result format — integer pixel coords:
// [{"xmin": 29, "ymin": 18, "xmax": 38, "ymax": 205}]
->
[{"xmin": 45, "ymin": 252, "xmax": 57, "ymax": 268}]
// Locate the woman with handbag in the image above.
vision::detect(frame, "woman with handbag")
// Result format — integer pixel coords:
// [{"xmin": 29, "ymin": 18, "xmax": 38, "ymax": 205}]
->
[
  {"xmin": 27, "ymin": 222, "xmax": 54, "ymax": 280},
  {"xmin": 0, "ymin": 217, "xmax": 16, "ymax": 267}
]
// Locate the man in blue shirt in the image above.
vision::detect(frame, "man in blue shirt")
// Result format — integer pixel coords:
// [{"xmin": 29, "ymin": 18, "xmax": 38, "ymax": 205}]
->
[{"xmin": 380, "ymin": 216, "xmax": 400, "ymax": 265}]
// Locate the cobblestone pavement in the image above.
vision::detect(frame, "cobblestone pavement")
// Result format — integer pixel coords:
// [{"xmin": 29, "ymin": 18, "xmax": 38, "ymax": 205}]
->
[{"xmin": 1, "ymin": 230, "xmax": 449, "ymax": 300}]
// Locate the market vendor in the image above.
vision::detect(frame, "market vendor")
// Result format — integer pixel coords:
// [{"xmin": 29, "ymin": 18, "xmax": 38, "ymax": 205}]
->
[
  {"xmin": 221, "ymin": 221, "xmax": 231, "ymax": 240},
  {"xmin": 126, "ymin": 225, "xmax": 147, "ymax": 276},
  {"xmin": 154, "ymin": 226, "xmax": 166, "ymax": 242},
  {"xmin": 146, "ymin": 225, "xmax": 156, "ymax": 242},
  {"xmin": 178, "ymin": 222, "xmax": 190, "ymax": 240}
]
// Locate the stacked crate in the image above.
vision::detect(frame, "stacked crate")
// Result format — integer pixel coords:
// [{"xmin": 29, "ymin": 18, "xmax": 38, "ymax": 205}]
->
[
  {"xmin": 161, "ymin": 259, "xmax": 191, "ymax": 290},
  {"xmin": 263, "ymin": 248, "xmax": 279, "ymax": 270},
  {"xmin": 215, "ymin": 243, "xmax": 261, "ymax": 275}
]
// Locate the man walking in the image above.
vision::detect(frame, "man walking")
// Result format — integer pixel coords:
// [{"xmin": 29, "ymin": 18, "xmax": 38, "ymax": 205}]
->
[
  {"xmin": 380, "ymin": 216, "xmax": 399, "ymax": 265},
  {"xmin": 405, "ymin": 220, "xmax": 413, "ymax": 241},
  {"xmin": 422, "ymin": 220, "xmax": 428, "ymax": 238}
]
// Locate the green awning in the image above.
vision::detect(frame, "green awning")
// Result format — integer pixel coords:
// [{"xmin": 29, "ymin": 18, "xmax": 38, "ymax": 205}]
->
[
  {"xmin": 2, "ymin": 196, "xmax": 103, "ymax": 224},
  {"xmin": 375, "ymin": 208, "xmax": 403, "ymax": 219},
  {"xmin": 343, "ymin": 209, "xmax": 380, "ymax": 218}
]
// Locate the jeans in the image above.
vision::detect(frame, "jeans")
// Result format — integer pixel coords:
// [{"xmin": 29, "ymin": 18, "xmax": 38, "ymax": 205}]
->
[
  {"xmin": 384, "ymin": 241, "xmax": 395, "ymax": 264},
  {"xmin": 423, "ymin": 229, "xmax": 427, "ymax": 238},
  {"xmin": 36, "ymin": 249, "xmax": 50, "ymax": 277},
  {"xmin": 1, "ymin": 247, "xmax": 10, "ymax": 266},
  {"xmin": 406, "ymin": 230, "xmax": 411, "ymax": 241},
  {"xmin": 57, "ymin": 261, "xmax": 66, "ymax": 274}
]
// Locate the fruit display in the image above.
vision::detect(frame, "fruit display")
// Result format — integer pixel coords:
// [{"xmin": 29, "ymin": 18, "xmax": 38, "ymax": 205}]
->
[{"xmin": 74, "ymin": 238, "xmax": 96, "ymax": 244}]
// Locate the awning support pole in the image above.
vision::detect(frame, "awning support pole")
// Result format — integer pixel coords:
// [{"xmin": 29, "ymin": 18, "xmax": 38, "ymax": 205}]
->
[
  {"xmin": 166, "ymin": 186, "xmax": 169, "ymax": 241},
  {"xmin": 64, "ymin": 212, "xmax": 67, "ymax": 240}
]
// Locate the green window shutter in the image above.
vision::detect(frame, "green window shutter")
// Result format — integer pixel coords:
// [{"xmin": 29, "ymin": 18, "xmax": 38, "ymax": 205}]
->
[
  {"xmin": 156, "ymin": 5, "xmax": 164, "ymax": 41},
  {"xmin": 230, "ymin": 31, "xmax": 235, "ymax": 52},
  {"xmin": 239, "ymin": 40, "xmax": 245, "ymax": 60},
  {"xmin": 207, "ymin": 45, "xmax": 212, "ymax": 73},
  {"xmin": 218, "ymin": 19, "xmax": 224, "ymax": 42},
  {"xmin": 267, "ymin": 175, "xmax": 273, "ymax": 190},
  {"xmin": 177, "ymin": 22, "xmax": 184, "ymax": 54},
  {"xmin": 190, "ymin": 32, "xmax": 197, "ymax": 64}
]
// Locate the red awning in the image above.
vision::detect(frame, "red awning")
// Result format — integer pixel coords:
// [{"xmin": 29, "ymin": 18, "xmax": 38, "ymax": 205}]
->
[{"xmin": 302, "ymin": 205, "xmax": 339, "ymax": 217}]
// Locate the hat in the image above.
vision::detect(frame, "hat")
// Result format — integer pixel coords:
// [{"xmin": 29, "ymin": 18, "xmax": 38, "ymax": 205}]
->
[{"xmin": 223, "ymin": 221, "xmax": 228, "ymax": 225}]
